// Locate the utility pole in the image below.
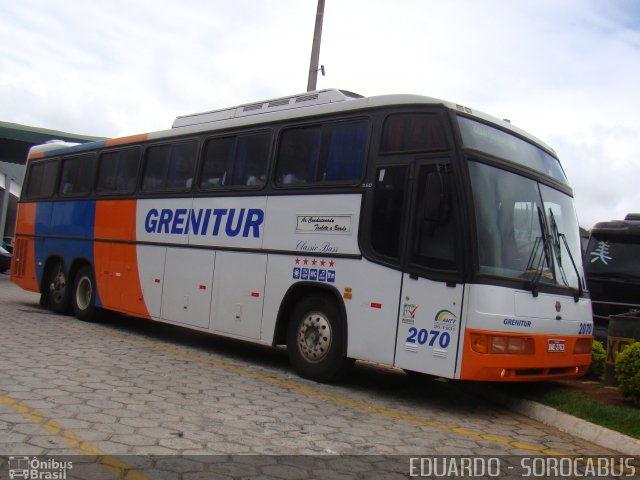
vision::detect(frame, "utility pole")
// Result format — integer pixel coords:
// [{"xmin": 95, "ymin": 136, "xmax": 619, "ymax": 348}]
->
[{"xmin": 306, "ymin": 0, "xmax": 325, "ymax": 92}]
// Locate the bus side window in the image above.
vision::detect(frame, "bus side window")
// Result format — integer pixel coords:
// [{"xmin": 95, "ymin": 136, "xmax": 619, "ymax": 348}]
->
[
  {"xmin": 276, "ymin": 126, "xmax": 321, "ymax": 185},
  {"xmin": 411, "ymin": 165, "xmax": 457, "ymax": 271},
  {"xmin": 232, "ymin": 133, "xmax": 271, "ymax": 187},
  {"xmin": 200, "ymin": 137, "xmax": 234, "ymax": 189},
  {"xmin": 143, "ymin": 145, "xmax": 171, "ymax": 192},
  {"xmin": 26, "ymin": 160, "xmax": 59, "ymax": 199},
  {"xmin": 381, "ymin": 113, "xmax": 448, "ymax": 153},
  {"xmin": 275, "ymin": 120, "xmax": 367, "ymax": 186},
  {"xmin": 142, "ymin": 140, "xmax": 197, "ymax": 192},
  {"xmin": 320, "ymin": 121, "xmax": 367, "ymax": 182},
  {"xmin": 96, "ymin": 148, "xmax": 141, "ymax": 194},
  {"xmin": 370, "ymin": 166, "xmax": 408, "ymax": 259},
  {"xmin": 58, "ymin": 154, "xmax": 96, "ymax": 196},
  {"xmin": 166, "ymin": 141, "xmax": 197, "ymax": 190}
]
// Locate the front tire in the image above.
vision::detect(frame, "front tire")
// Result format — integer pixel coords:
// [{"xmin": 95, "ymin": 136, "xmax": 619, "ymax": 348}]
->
[
  {"xmin": 46, "ymin": 262, "xmax": 71, "ymax": 314},
  {"xmin": 286, "ymin": 293, "xmax": 353, "ymax": 382},
  {"xmin": 72, "ymin": 265, "xmax": 98, "ymax": 321}
]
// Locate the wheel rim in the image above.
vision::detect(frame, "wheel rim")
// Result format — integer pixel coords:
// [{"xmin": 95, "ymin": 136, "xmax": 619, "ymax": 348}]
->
[
  {"xmin": 297, "ymin": 311, "xmax": 332, "ymax": 363},
  {"xmin": 75, "ymin": 276, "xmax": 92, "ymax": 311},
  {"xmin": 50, "ymin": 270, "xmax": 66, "ymax": 304}
]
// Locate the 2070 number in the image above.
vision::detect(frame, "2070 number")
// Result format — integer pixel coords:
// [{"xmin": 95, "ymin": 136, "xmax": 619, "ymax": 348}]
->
[
  {"xmin": 406, "ymin": 328, "xmax": 451, "ymax": 348},
  {"xmin": 578, "ymin": 323, "xmax": 593, "ymax": 335}
]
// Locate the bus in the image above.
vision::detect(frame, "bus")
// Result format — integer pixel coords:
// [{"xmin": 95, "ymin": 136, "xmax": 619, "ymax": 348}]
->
[
  {"xmin": 584, "ymin": 214, "xmax": 640, "ymax": 342},
  {"xmin": 10, "ymin": 89, "xmax": 593, "ymax": 382}
]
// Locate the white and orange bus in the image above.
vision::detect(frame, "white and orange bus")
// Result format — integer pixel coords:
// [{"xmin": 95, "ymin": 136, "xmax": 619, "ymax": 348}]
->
[{"xmin": 11, "ymin": 89, "xmax": 593, "ymax": 382}]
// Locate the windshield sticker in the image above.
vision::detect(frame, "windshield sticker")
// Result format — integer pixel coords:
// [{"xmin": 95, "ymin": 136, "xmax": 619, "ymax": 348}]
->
[
  {"xmin": 292, "ymin": 258, "xmax": 335, "ymax": 283},
  {"xmin": 590, "ymin": 240, "xmax": 612, "ymax": 265}
]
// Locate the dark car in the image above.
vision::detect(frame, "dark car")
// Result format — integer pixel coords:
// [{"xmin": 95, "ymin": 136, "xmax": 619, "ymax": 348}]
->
[
  {"xmin": 584, "ymin": 213, "xmax": 640, "ymax": 342},
  {"xmin": 0, "ymin": 245, "xmax": 11, "ymax": 274}
]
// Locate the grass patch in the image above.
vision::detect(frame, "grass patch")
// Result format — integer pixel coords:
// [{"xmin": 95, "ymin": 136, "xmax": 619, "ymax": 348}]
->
[{"xmin": 501, "ymin": 383, "xmax": 640, "ymax": 440}]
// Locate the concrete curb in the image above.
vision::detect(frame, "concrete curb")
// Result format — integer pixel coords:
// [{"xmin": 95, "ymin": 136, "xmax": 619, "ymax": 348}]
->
[{"xmin": 490, "ymin": 389, "xmax": 640, "ymax": 456}]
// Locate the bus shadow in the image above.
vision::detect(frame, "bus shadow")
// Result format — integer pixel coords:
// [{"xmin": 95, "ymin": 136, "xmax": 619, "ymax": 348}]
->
[
  {"xmin": 98, "ymin": 311, "xmax": 290, "ymax": 371},
  {"xmin": 93, "ymin": 311, "xmax": 500, "ymax": 416}
]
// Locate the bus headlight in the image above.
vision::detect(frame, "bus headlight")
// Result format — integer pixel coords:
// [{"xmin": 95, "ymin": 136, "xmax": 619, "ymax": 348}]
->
[
  {"xmin": 471, "ymin": 334, "xmax": 534, "ymax": 354},
  {"xmin": 574, "ymin": 338, "xmax": 592, "ymax": 354},
  {"xmin": 499, "ymin": 336, "xmax": 534, "ymax": 355}
]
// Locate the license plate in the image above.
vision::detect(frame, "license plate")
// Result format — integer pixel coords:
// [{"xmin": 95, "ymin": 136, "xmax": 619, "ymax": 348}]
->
[{"xmin": 548, "ymin": 339, "xmax": 566, "ymax": 353}]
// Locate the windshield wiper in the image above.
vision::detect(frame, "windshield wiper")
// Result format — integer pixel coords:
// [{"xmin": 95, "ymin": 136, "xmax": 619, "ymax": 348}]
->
[
  {"xmin": 524, "ymin": 206, "xmax": 553, "ymax": 297},
  {"xmin": 548, "ymin": 208, "xmax": 584, "ymax": 301},
  {"xmin": 548, "ymin": 209, "xmax": 570, "ymax": 288}
]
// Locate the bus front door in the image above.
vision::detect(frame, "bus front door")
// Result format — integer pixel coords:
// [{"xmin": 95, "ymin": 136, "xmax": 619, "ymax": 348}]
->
[
  {"xmin": 395, "ymin": 276, "xmax": 463, "ymax": 378},
  {"xmin": 393, "ymin": 161, "xmax": 464, "ymax": 378}
]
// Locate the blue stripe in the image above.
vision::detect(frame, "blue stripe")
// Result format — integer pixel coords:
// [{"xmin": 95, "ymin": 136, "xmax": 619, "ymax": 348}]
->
[
  {"xmin": 34, "ymin": 201, "xmax": 100, "ymax": 306},
  {"xmin": 43, "ymin": 140, "xmax": 107, "ymax": 157}
]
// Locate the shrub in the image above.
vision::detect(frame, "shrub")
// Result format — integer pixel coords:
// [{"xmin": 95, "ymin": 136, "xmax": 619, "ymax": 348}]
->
[
  {"xmin": 615, "ymin": 342, "xmax": 640, "ymax": 407},
  {"xmin": 586, "ymin": 340, "xmax": 605, "ymax": 379}
]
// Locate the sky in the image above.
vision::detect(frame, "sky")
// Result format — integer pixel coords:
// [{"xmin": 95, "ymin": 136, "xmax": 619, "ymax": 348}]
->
[{"xmin": 1, "ymin": 0, "xmax": 639, "ymax": 228}]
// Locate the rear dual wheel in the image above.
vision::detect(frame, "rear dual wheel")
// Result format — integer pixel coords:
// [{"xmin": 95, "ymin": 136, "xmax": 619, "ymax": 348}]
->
[
  {"xmin": 45, "ymin": 262, "xmax": 71, "ymax": 314},
  {"xmin": 71, "ymin": 265, "xmax": 97, "ymax": 322}
]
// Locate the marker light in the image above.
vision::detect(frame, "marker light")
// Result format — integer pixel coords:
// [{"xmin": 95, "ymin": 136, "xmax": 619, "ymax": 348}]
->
[
  {"xmin": 574, "ymin": 338, "xmax": 592, "ymax": 354},
  {"xmin": 471, "ymin": 333, "xmax": 489, "ymax": 354},
  {"xmin": 471, "ymin": 334, "xmax": 534, "ymax": 355}
]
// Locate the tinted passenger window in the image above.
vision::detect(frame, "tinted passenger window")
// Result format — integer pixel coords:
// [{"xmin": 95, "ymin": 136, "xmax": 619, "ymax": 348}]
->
[
  {"xmin": 275, "ymin": 120, "xmax": 367, "ymax": 185},
  {"xmin": 381, "ymin": 113, "xmax": 447, "ymax": 153},
  {"xmin": 59, "ymin": 154, "xmax": 96, "ymax": 196},
  {"xmin": 143, "ymin": 140, "xmax": 197, "ymax": 192},
  {"xmin": 26, "ymin": 160, "xmax": 59, "ymax": 199},
  {"xmin": 410, "ymin": 164, "xmax": 457, "ymax": 271},
  {"xmin": 200, "ymin": 132, "xmax": 271, "ymax": 189},
  {"xmin": 370, "ymin": 166, "xmax": 408, "ymax": 259},
  {"xmin": 96, "ymin": 148, "xmax": 141, "ymax": 194}
]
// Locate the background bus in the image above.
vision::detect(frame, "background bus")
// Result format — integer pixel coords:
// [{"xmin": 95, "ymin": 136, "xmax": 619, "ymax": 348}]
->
[
  {"xmin": 11, "ymin": 89, "xmax": 593, "ymax": 382},
  {"xmin": 584, "ymin": 213, "xmax": 640, "ymax": 341}
]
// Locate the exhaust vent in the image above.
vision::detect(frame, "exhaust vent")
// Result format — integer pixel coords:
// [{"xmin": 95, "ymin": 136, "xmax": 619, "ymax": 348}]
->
[
  {"xmin": 295, "ymin": 94, "xmax": 319, "ymax": 103},
  {"xmin": 268, "ymin": 98, "xmax": 291, "ymax": 107},
  {"xmin": 242, "ymin": 103, "xmax": 264, "ymax": 112}
]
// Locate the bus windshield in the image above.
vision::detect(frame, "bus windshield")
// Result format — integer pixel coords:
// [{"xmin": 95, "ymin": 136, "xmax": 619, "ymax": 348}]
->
[
  {"xmin": 468, "ymin": 161, "xmax": 583, "ymax": 291},
  {"xmin": 458, "ymin": 116, "xmax": 568, "ymax": 186}
]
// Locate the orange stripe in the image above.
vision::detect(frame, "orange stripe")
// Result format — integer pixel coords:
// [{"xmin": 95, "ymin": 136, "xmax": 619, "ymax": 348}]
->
[
  {"xmin": 94, "ymin": 200, "xmax": 150, "ymax": 318},
  {"xmin": 11, "ymin": 203, "xmax": 38, "ymax": 292},
  {"xmin": 28, "ymin": 152, "xmax": 45, "ymax": 160},
  {"xmin": 106, "ymin": 133, "xmax": 148, "ymax": 147},
  {"xmin": 15, "ymin": 203, "xmax": 36, "ymax": 236}
]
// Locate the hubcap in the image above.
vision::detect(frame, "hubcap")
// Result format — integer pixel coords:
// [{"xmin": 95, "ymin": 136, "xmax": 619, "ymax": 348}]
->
[
  {"xmin": 50, "ymin": 271, "xmax": 66, "ymax": 303},
  {"xmin": 76, "ymin": 276, "xmax": 92, "ymax": 311},
  {"xmin": 297, "ymin": 312, "xmax": 332, "ymax": 363}
]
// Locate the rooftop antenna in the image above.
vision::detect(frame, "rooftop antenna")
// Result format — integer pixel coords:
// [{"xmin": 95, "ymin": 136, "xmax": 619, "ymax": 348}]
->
[{"xmin": 306, "ymin": 0, "xmax": 325, "ymax": 92}]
